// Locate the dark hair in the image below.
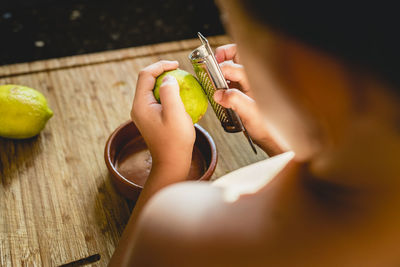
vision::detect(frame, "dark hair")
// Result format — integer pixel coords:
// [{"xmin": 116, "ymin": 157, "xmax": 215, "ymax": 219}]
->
[{"xmin": 241, "ymin": 1, "xmax": 400, "ymax": 91}]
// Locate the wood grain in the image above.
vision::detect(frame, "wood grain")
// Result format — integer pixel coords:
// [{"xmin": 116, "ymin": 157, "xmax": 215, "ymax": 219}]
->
[{"xmin": 0, "ymin": 35, "xmax": 267, "ymax": 266}]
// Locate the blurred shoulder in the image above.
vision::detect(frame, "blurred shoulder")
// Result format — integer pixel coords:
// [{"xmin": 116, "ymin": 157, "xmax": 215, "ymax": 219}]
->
[
  {"xmin": 131, "ymin": 182, "xmax": 225, "ymax": 266},
  {"xmin": 140, "ymin": 181, "xmax": 224, "ymax": 228}
]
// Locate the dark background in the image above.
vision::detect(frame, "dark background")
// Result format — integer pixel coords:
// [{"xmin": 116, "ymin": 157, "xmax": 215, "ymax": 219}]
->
[{"xmin": 0, "ymin": 0, "xmax": 225, "ymax": 65}]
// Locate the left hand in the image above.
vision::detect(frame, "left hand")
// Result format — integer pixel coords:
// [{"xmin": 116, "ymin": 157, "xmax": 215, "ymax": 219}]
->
[
  {"xmin": 131, "ymin": 60, "xmax": 195, "ymax": 174},
  {"xmin": 109, "ymin": 61, "xmax": 196, "ymax": 267}
]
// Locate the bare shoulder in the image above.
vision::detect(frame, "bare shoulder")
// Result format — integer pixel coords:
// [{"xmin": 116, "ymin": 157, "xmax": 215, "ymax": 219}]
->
[
  {"xmin": 130, "ymin": 178, "xmax": 285, "ymax": 266},
  {"xmin": 130, "ymin": 182, "xmax": 227, "ymax": 266},
  {"xmin": 130, "ymin": 156, "xmax": 297, "ymax": 266},
  {"xmin": 139, "ymin": 152, "xmax": 297, "ymax": 236},
  {"xmin": 143, "ymin": 181, "xmax": 225, "ymax": 223},
  {"xmin": 139, "ymin": 181, "xmax": 227, "ymax": 234}
]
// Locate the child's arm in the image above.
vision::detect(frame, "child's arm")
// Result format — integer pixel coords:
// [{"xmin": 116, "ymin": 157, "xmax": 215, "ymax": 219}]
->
[
  {"xmin": 214, "ymin": 44, "xmax": 286, "ymax": 156},
  {"xmin": 109, "ymin": 60, "xmax": 196, "ymax": 266}
]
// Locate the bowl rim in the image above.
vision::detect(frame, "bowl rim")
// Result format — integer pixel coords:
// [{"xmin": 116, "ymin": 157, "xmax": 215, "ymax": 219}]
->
[
  {"xmin": 195, "ymin": 123, "xmax": 218, "ymax": 181},
  {"xmin": 104, "ymin": 120, "xmax": 218, "ymax": 190}
]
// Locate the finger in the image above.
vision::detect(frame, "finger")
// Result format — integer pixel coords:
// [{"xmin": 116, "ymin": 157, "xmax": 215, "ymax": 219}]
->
[
  {"xmin": 220, "ymin": 61, "xmax": 251, "ymax": 94},
  {"xmin": 159, "ymin": 75, "xmax": 187, "ymax": 120},
  {"xmin": 213, "ymin": 89, "xmax": 258, "ymax": 124},
  {"xmin": 215, "ymin": 44, "xmax": 240, "ymax": 63},
  {"xmin": 134, "ymin": 60, "xmax": 179, "ymax": 106}
]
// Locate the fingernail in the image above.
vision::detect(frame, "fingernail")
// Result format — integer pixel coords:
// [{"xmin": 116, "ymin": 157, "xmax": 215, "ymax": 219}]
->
[
  {"xmin": 213, "ymin": 90, "xmax": 223, "ymax": 102},
  {"xmin": 162, "ymin": 75, "xmax": 176, "ymax": 83}
]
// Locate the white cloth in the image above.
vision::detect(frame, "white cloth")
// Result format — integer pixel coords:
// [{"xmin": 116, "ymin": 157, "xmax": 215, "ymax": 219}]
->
[{"xmin": 212, "ymin": 151, "xmax": 295, "ymax": 202}]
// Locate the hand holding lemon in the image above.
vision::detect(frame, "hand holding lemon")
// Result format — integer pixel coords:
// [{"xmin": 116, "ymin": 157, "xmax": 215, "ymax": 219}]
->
[
  {"xmin": 0, "ymin": 85, "xmax": 53, "ymax": 139},
  {"xmin": 153, "ymin": 69, "xmax": 208, "ymax": 124}
]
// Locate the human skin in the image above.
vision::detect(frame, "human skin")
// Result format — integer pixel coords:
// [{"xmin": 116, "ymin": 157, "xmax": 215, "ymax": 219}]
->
[
  {"xmin": 109, "ymin": 1, "xmax": 400, "ymax": 266},
  {"xmin": 108, "ymin": 61, "xmax": 196, "ymax": 266}
]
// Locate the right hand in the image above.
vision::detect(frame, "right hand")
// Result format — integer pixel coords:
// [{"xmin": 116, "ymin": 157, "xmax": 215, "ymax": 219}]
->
[
  {"xmin": 214, "ymin": 44, "xmax": 284, "ymax": 155},
  {"xmin": 131, "ymin": 60, "xmax": 195, "ymax": 172}
]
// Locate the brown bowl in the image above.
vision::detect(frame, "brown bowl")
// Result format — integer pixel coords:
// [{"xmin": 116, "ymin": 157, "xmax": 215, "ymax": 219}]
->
[{"xmin": 104, "ymin": 120, "xmax": 217, "ymax": 200}]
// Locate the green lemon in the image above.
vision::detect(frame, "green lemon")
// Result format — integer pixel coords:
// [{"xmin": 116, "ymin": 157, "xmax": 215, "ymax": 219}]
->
[
  {"xmin": 153, "ymin": 69, "xmax": 208, "ymax": 124},
  {"xmin": 0, "ymin": 84, "xmax": 53, "ymax": 139}
]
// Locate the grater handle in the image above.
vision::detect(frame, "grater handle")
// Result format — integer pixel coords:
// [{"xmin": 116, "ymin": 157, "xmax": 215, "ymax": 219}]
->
[
  {"xmin": 223, "ymin": 108, "xmax": 244, "ymax": 133},
  {"xmin": 190, "ymin": 33, "xmax": 258, "ymax": 154}
]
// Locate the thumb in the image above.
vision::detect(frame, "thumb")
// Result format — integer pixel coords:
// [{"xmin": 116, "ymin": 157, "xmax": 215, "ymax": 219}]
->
[
  {"xmin": 159, "ymin": 75, "xmax": 186, "ymax": 119},
  {"xmin": 213, "ymin": 89, "xmax": 258, "ymax": 122}
]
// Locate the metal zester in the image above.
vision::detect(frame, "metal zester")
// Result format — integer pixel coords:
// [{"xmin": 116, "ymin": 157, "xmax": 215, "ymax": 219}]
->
[{"xmin": 189, "ymin": 32, "xmax": 257, "ymax": 154}]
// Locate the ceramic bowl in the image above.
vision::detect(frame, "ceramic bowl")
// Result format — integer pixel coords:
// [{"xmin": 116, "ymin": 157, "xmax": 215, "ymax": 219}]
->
[{"xmin": 104, "ymin": 120, "xmax": 217, "ymax": 200}]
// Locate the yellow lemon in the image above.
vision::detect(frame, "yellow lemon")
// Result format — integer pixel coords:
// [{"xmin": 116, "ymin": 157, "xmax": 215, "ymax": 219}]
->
[
  {"xmin": 0, "ymin": 84, "xmax": 53, "ymax": 139},
  {"xmin": 153, "ymin": 69, "xmax": 208, "ymax": 124}
]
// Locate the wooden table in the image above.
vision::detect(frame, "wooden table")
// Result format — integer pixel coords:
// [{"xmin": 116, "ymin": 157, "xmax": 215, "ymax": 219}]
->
[{"xmin": 0, "ymin": 36, "xmax": 267, "ymax": 266}]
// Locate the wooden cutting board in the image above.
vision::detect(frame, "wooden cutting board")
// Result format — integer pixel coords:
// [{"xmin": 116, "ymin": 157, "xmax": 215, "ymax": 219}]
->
[{"xmin": 0, "ymin": 36, "xmax": 267, "ymax": 266}]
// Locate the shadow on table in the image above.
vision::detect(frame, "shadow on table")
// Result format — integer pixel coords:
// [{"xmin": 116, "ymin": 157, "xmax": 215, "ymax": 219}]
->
[
  {"xmin": 93, "ymin": 175, "xmax": 136, "ymax": 247},
  {"xmin": 0, "ymin": 135, "xmax": 42, "ymax": 188}
]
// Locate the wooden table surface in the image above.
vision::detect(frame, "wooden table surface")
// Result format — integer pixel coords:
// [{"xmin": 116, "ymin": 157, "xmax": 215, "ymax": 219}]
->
[{"xmin": 0, "ymin": 36, "xmax": 267, "ymax": 266}]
